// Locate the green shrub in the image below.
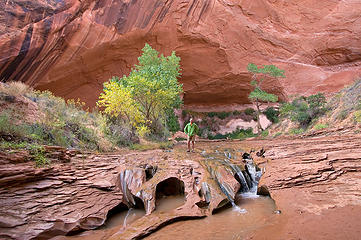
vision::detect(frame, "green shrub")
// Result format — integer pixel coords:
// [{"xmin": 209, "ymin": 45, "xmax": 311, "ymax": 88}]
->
[
  {"xmin": 273, "ymin": 132, "xmax": 282, "ymax": 138},
  {"xmin": 1, "ymin": 86, "xmax": 139, "ymax": 150},
  {"xmin": 244, "ymin": 108, "xmax": 256, "ymax": 116},
  {"xmin": 0, "ymin": 141, "xmax": 49, "ymax": 167},
  {"xmin": 279, "ymin": 102, "xmax": 295, "ymax": 117},
  {"xmin": 207, "ymin": 112, "xmax": 216, "ymax": 118},
  {"xmin": 314, "ymin": 123, "xmax": 329, "ymax": 130},
  {"xmin": 181, "ymin": 110, "xmax": 188, "ymax": 117},
  {"xmin": 29, "ymin": 145, "xmax": 49, "ymax": 167},
  {"xmin": 354, "ymin": 110, "xmax": 361, "ymax": 123},
  {"xmin": 280, "ymin": 93, "xmax": 327, "ymax": 128},
  {"xmin": 65, "ymin": 122, "xmax": 99, "ymax": 150},
  {"xmin": 218, "ymin": 112, "xmax": 231, "ymax": 119},
  {"xmin": 207, "ymin": 128, "xmax": 256, "ymax": 140},
  {"xmin": 207, "ymin": 112, "xmax": 231, "ymax": 119},
  {"xmin": 263, "ymin": 107, "xmax": 279, "ymax": 123},
  {"xmin": 166, "ymin": 109, "xmax": 180, "ymax": 133},
  {"xmin": 289, "ymin": 128, "xmax": 304, "ymax": 135},
  {"xmin": 261, "ymin": 130, "xmax": 269, "ymax": 137},
  {"xmin": 243, "ymin": 108, "xmax": 257, "ymax": 121},
  {"xmin": 0, "ymin": 112, "xmax": 29, "ymax": 139},
  {"xmin": 233, "ymin": 128, "xmax": 256, "ymax": 139}
]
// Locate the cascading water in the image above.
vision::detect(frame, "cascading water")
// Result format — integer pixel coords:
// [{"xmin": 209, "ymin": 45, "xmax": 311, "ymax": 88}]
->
[
  {"xmin": 202, "ymin": 149, "xmax": 263, "ymax": 208},
  {"xmin": 67, "ymin": 147, "xmax": 274, "ymax": 240},
  {"xmin": 145, "ymin": 148, "xmax": 276, "ymax": 240}
]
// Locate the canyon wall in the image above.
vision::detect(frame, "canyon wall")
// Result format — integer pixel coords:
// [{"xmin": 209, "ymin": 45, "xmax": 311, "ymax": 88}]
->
[{"xmin": 1, "ymin": 0, "xmax": 361, "ymax": 108}]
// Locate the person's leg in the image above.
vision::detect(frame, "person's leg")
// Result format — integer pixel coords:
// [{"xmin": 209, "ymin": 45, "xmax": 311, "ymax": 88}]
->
[
  {"xmin": 187, "ymin": 136, "xmax": 191, "ymax": 152},
  {"xmin": 191, "ymin": 135, "xmax": 195, "ymax": 152}
]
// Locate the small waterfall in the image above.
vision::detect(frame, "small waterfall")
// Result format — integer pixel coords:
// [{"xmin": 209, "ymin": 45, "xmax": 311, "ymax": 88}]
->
[
  {"xmin": 202, "ymin": 149, "xmax": 263, "ymax": 206},
  {"xmin": 241, "ymin": 162, "xmax": 262, "ymax": 198},
  {"xmin": 232, "ymin": 165, "xmax": 250, "ymax": 192}
]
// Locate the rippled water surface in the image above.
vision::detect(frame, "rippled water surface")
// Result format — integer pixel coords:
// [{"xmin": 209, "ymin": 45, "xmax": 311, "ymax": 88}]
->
[{"xmin": 144, "ymin": 195, "xmax": 276, "ymax": 240}]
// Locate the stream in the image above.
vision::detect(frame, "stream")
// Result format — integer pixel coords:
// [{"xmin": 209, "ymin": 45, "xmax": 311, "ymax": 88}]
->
[
  {"xmin": 144, "ymin": 194, "xmax": 276, "ymax": 240},
  {"xmin": 64, "ymin": 148, "xmax": 276, "ymax": 240}
]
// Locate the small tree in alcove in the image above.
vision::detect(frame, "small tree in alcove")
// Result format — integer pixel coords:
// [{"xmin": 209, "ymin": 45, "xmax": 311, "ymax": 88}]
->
[{"xmin": 247, "ymin": 63, "xmax": 285, "ymax": 133}]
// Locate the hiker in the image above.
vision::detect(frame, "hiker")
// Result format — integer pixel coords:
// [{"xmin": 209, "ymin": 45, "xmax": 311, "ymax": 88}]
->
[{"xmin": 184, "ymin": 117, "xmax": 199, "ymax": 152}]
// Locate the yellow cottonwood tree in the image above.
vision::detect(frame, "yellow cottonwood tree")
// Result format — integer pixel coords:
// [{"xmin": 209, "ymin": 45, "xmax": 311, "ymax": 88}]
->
[{"xmin": 97, "ymin": 44, "xmax": 182, "ymax": 136}]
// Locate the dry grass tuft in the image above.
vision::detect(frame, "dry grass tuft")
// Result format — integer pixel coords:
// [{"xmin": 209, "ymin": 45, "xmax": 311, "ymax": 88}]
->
[{"xmin": 0, "ymin": 81, "xmax": 32, "ymax": 96}]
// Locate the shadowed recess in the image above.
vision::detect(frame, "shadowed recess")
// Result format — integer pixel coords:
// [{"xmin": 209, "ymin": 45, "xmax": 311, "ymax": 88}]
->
[{"xmin": 155, "ymin": 177, "xmax": 185, "ymax": 199}]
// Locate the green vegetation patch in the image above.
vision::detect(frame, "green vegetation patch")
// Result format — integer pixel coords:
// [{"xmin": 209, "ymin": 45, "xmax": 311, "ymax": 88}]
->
[
  {"xmin": 280, "ymin": 93, "xmax": 327, "ymax": 128},
  {"xmin": 263, "ymin": 107, "xmax": 279, "ymax": 123},
  {"xmin": 206, "ymin": 112, "xmax": 231, "ymax": 120},
  {"xmin": 354, "ymin": 110, "xmax": 361, "ymax": 123},
  {"xmin": 288, "ymin": 128, "xmax": 305, "ymax": 135},
  {"xmin": 247, "ymin": 63, "xmax": 285, "ymax": 133},
  {"xmin": 97, "ymin": 43, "xmax": 183, "ymax": 139},
  {"xmin": 261, "ymin": 130, "xmax": 269, "ymax": 137},
  {"xmin": 314, "ymin": 123, "xmax": 329, "ymax": 130},
  {"xmin": 208, "ymin": 128, "xmax": 256, "ymax": 140},
  {"xmin": 0, "ymin": 141, "xmax": 49, "ymax": 167},
  {"xmin": 273, "ymin": 132, "xmax": 282, "ymax": 138},
  {"xmin": 328, "ymin": 80, "xmax": 361, "ymax": 121}
]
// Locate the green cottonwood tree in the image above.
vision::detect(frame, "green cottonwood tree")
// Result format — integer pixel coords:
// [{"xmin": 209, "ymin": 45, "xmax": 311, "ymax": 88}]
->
[
  {"xmin": 247, "ymin": 63, "xmax": 285, "ymax": 133},
  {"xmin": 97, "ymin": 44, "xmax": 183, "ymax": 136}
]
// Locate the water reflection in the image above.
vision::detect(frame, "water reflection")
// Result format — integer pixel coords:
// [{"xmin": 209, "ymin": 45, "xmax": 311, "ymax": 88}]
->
[
  {"xmin": 144, "ymin": 195, "xmax": 276, "ymax": 240},
  {"xmin": 99, "ymin": 208, "xmax": 145, "ymax": 230},
  {"xmin": 155, "ymin": 195, "xmax": 186, "ymax": 212}
]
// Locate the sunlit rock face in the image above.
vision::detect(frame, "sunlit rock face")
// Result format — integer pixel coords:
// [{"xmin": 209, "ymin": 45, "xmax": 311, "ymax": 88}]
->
[{"xmin": 1, "ymin": 0, "xmax": 361, "ymax": 107}]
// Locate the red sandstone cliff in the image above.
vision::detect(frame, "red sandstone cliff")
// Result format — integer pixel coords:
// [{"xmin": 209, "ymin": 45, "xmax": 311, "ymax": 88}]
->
[{"xmin": 1, "ymin": 0, "xmax": 361, "ymax": 107}]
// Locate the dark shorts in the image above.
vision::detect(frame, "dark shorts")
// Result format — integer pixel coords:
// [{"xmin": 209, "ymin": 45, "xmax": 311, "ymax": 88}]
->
[{"xmin": 187, "ymin": 135, "xmax": 196, "ymax": 142}]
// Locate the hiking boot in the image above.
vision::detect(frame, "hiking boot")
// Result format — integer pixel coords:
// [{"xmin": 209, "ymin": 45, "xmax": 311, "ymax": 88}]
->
[{"xmin": 187, "ymin": 150, "xmax": 190, "ymax": 152}]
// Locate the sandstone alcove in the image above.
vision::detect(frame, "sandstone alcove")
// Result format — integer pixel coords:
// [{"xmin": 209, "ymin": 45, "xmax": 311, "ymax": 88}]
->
[{"xmin": 155, "ymin": 177, "xmax": 185, "ymax": 212}]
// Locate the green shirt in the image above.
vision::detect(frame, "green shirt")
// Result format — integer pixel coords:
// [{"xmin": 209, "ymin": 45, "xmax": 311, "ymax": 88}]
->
[{"xmin": 184, "ymin": 123, "xmax": 199, "ymax": 136}]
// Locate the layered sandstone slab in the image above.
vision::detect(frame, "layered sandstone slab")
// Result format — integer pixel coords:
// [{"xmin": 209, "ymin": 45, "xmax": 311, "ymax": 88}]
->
[
  {"xmin": 1, "ymin": 0, "xmax": 361, "ymax": 107},
  {"xmin": 246, "ymin": 128, "xmax": 361, "ymax": 240},
  {"xmin": 0, "ymin": 146, "xmax": 247, "ymax": 239},
  {"xmin": 1, "ymin": 128, "xmax": 361, "ymax": 239}
]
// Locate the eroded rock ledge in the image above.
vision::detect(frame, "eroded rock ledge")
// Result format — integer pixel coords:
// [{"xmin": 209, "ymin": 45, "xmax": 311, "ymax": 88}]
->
[
  {"xmin": 0, "ymin": 146, "xmax": 255, "ymax": 240},
  {"xmin": 1, "ymin": 128, "xmax": 360, "ymax": 240},
  {"xmin": 247, "ymin": 129, "xmax": 361, "ymax": 240}
]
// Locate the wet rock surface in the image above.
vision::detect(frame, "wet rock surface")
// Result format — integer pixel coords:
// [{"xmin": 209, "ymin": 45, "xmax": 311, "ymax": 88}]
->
[
  {"xmin": 0, "ymin": 146, "xmax": 252, "ymax": 240},
  {"xmin": 1, "ymin": 0, "xmax": 361, "ymax": 108},
  {"xmin": 245, "ymin": 129, "xmax": 361, "ymax": 240}
]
